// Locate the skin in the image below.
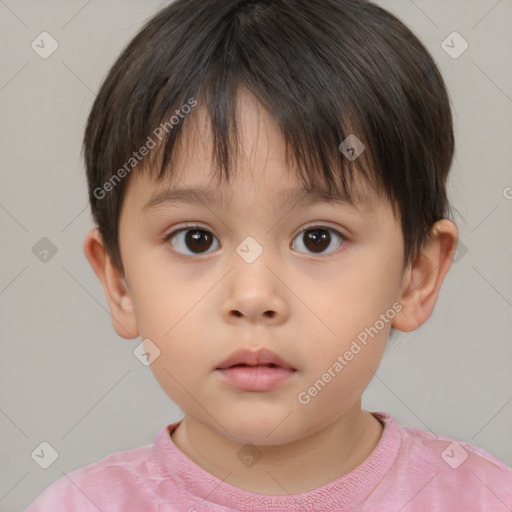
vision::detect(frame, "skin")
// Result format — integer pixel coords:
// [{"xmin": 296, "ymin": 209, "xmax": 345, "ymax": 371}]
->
[{"xmin": 84, "ymin": 89, "xmax": 458, "ymax": 495}]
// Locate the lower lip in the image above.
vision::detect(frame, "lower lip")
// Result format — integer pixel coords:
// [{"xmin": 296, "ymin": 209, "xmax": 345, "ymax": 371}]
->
[{"xmin": 216, "ymin": 365, "xmax": 296, "ymax": 391}]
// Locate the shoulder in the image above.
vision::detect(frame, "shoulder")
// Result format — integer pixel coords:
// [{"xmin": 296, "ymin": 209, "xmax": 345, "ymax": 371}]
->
[
  {"xmin": 375, "ymin": 412, "xmax": 512, "ymax": 508},
  {"xmin": 25, "ymin": 441, "xmax": 156, "ymax": 512},
  {"xmin": 399, "ymin": 418, "xmax": 512, "ymax": 475}
]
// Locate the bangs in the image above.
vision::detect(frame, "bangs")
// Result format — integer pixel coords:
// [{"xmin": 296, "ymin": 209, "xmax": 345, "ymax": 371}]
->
[
  {"xmin": 122, "ymin": 0, "xmax": 389, "ymax": 211},
  {"xmin": 145, "ymin": 85, "xmax": 378, "ymax": 210}
]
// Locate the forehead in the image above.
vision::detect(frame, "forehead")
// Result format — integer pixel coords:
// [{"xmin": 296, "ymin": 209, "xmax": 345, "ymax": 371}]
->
[{"xmin": 141, "ymin": 180, "xmax": 378, "ymax": 215}]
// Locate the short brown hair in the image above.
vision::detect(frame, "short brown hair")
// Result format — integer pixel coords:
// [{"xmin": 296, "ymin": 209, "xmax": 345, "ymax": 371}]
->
[{"xmin": 84, "ymin": 0, "xmax": 454, "ymax": 272}]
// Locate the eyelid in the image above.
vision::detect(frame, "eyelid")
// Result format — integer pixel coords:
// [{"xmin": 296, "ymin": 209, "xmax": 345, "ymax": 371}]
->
[
  {"xmin": 293, "ymin": 222, "xmax": 347, "ymax": 240},
  {"xmin": 165, "ymin": 222, "xmax": 346, "ymax": 239},
  {"xmin": 164, "ymin": 222, "xmax": 212, "ymax": 238}
]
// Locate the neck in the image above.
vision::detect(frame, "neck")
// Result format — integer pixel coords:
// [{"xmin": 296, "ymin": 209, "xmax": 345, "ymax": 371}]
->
[{"xmin": 171, "ymin": 403, "xmax": 383, "ymax": 495}]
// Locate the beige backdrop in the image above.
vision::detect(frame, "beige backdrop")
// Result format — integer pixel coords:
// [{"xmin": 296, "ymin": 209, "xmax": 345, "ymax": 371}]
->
[{"xmin": 0, "ymin": 1, "xmax": 511, "ymax": 510}]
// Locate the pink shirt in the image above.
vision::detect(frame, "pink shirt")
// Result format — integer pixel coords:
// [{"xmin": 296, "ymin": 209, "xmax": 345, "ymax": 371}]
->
[{"xmin": 26, "ymin": 412, "xmax": 512, "ymax": 511}]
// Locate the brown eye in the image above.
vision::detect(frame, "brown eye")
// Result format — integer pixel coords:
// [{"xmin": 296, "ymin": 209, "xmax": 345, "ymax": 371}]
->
[
  {"xmin": 168, "ymin": 227, "xmax": 219, "ymax": 255},
  {"xmin": 292, "ymin": 227, "xmax": 344, "ymax": 255}
]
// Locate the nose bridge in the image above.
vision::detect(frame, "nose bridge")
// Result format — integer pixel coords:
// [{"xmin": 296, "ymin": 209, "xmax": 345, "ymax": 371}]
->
[
  {"xmin": 222, "ymin": 232, "xmax": 289, "ymax": 323},
  {"xmin": 233, "ymin": 232, "xmax": 277, "ymax": 295}
]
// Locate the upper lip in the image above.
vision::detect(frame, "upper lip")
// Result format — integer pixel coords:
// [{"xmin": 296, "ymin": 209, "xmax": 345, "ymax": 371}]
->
[{"xmin": 216, "ymin": 348, "xmax": 296, "ymax": 370}]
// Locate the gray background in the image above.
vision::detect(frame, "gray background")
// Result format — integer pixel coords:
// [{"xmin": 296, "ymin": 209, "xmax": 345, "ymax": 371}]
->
[{"xmin": 0, "ymin": 0, "xmax": 511, "ymax": 510}]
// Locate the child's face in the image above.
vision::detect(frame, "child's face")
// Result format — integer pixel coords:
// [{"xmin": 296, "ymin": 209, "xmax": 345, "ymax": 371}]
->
[{"xmin": 116, "ymin": 91, "xmax": 408, "ymax": 444}]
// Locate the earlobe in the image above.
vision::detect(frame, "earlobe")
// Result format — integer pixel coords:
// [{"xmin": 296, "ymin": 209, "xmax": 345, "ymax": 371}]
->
[
  {"xmin": 392, "ymin": 219, "xmax": 458, "ymax": 332},
  {"xmin": 83, "ymin": 228, "xmax": 139, "ymax": 339}
]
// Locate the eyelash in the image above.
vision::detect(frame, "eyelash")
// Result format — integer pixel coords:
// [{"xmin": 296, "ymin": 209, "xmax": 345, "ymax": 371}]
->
[{"xmin": 163, "ymin": 223, "xmax": 346, "ymax": 257}]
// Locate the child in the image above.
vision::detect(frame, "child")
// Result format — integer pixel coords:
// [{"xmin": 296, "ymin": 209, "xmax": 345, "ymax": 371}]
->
[{"xmin": 27, "ymin": 0, "xmax": 512, "ymax": 510}]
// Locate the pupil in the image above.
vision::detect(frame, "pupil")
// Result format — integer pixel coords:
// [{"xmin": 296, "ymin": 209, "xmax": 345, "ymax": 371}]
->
[
  {"xmin": 186, "ymin": 230, "xmax": 212, "ymax": 253},
  {"xmin": 305, "ymin": 229, "xmax": 330, "ymax": 253}
]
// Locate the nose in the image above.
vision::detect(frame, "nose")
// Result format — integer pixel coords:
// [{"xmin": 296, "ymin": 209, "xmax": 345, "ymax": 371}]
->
[{"xmin": 221, "ymin": 247, "xmax": 290, "ymax": 325}]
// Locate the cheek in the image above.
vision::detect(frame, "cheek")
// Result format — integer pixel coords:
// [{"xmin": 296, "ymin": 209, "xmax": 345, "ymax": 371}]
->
[
  {"xmin": 298, "ymin": 249, "xmax": 400, "ymax": 386},
  {"xmin": 332, "ymin": 243, "xmax": 402, "ymax": 318},
  {"xmin": 129, "ymin": 269, "xmax": 216, "ymax": 367},
  {"xmin": 124, "ymin": 253, "xmax": 189, "ymax": 336},
  {"xmin": 297, "ymin": 319, "xmax": 389, "ymax": 416},
  {"xmin": 314, "ymin": 264, "xmax": 400, "ymax": 341}
]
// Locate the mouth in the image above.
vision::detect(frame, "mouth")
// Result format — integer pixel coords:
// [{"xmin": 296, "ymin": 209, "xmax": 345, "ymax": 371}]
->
[
  {"xmin": 215, "ymin": 348, "xmax": 296, "ymax": 371},
  {"xmin": 215, "ymin": 349, "xmax": 297, "ymax": 391},
  {"xmin": 226, "ymin": 363, "xmax": 280, "ymax": 368}
]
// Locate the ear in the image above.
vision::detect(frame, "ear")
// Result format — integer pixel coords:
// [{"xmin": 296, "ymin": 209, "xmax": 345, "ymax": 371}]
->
[
  {"xmin": 392, "ymin": 219, "xmax": 458, "ymax": 332},
  {"xmin": 83, "ymin": 228, "xmax": 139, "ymax": 339}
]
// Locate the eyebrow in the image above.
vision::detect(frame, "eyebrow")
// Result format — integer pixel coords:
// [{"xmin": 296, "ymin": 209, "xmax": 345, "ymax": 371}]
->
[{"xmin": 143, "ymin": 185, "xmax": 371, "ymax": 212}]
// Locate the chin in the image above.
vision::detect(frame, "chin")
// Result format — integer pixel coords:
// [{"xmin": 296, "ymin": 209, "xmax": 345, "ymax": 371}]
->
[{"xmin": 219, "ymin": 414, "xmax": 308, "ymax": 447}]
